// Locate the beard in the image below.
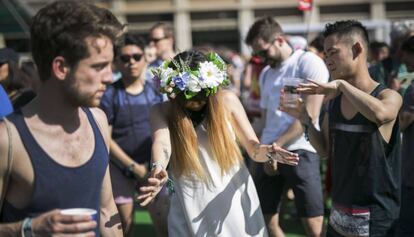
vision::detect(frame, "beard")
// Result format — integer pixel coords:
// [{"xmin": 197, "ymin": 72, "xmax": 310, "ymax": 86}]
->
[
  {"xmin": 264, "ymin": 54, "xmax": 282, "ymax": 68},
  {"xmin": 61, "ymin": 76, "xmax": 100, "ymax": 108},
  {"xmin": 267, "ymin": 58, "xmax": 282, "ymax": 68}
]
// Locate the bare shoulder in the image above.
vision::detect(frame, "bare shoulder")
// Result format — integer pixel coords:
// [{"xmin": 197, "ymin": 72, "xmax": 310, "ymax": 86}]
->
[
  {"xmin": 379, "ymin": 88, "xmax": 403, "ymax": 105},
  {"xmin": 150, "ymin": 101, "xmax": 170, "ymax": 119},
  {"xmin": 89, "ymin": 107, "xmax": 109, "ymax": 130},
  {"xmin": 219, "ymin": 90, "xmax": 240, "ymax": 106},
  {"xmin": 218, "ymin": 90, "xmax": 243, "ymax": 112}
]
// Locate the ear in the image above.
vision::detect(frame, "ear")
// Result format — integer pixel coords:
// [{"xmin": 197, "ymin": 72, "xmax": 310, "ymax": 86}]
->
[
  {"xmin": 51, "ymin": 56, "xmax": 70, "ymax": 81},
  {"xmin": 351, "ymin": 42, "xmax": 363, "ymax": 59}
]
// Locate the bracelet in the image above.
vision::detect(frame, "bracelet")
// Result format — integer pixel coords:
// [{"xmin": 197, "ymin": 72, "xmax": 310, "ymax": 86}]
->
[
  {"xmin": 151, "ymin": 162, "xmax": 164, "ymax": 170},
  {"xmin": 21, "ymin": 217, "xmax": 32, "ymax": 237}
]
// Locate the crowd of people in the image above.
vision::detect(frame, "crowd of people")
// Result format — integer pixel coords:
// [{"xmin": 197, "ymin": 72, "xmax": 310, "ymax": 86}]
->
[{"xmin": 0, "ymin": 1, "xmax": 414, "ymax": 237}]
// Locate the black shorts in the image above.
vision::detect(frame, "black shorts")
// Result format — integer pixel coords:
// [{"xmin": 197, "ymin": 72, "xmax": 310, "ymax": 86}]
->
[{"xmin": 253, "ymin": 149, "xmax": 324, "ymax": 217}]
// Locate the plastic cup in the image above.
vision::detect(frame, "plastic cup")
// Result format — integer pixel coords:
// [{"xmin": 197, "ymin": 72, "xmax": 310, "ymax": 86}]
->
[
  {"xmin": 282, "ymin": 77, "xmax": 304, "ymax": 108},
  {"xmin": 60, "ymin": 208, "xmax": 97, "ymax": 221}
]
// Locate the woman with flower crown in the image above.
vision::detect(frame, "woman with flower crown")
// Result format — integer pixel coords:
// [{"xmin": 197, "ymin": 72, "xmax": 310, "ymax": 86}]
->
[{"xmin": 138, "ymin": 50, "xmax": 299, "ymax": 236}]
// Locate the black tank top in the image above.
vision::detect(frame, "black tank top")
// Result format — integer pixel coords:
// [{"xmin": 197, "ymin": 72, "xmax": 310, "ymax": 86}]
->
[
  {"xmin": 1, "ymin": 108, "xmax": 108, "ymax": 236},
  {"xmin": 328, "ymin": 84, "xmax": 400, "ymax": 236}
]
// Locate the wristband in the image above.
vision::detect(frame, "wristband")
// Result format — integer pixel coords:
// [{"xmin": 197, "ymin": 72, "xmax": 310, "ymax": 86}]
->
[{"xmin": 21, "ymin": 217, "xmax": 32, "ymax": 237}]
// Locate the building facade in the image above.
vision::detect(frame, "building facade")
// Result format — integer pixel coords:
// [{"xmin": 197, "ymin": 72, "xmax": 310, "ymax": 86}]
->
[{"xmin": 2, "ymin": 0, "xmax": 414, "ymax": 54}]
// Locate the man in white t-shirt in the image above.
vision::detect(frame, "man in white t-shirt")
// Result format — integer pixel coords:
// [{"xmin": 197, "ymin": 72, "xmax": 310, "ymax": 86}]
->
[{"xmin": 245, "ymin": 17, "xmax": 329, "ymax": 237}]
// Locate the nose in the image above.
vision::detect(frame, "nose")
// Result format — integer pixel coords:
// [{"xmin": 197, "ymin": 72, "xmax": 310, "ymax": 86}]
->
[{"xmin": 102, "ymin": 65, "xmax": 113, "ymax": 84}]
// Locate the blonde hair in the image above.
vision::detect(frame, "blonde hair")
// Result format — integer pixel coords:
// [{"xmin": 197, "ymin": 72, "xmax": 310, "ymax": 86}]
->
[{"xmin": 168, "ymin": 90, "xmax": 243, "ymax": 181}]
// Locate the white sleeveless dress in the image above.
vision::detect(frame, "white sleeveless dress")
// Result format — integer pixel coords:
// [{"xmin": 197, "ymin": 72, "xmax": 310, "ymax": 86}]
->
[{"xmin": 167, "ymin": 123, "xmax": 268, "ymax": 237}]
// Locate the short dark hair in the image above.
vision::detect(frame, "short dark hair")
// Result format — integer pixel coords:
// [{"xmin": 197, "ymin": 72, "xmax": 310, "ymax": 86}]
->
[
  {"xmin": 30, "ymin": 1, "xmax": 124, "ymax": 81},
  {"xmin": 245, "ymin": 16, "xmax": 284, "ymax": 45},
  {"xmin": 323, "ymin": 20, "xmax": 369, "ymax": 49},
  {"xmin": 150, "ymin": 22, "xmax": 174, "ymax": 38},
  {"xmin": 401, "ymin": 35, "xmax": 414, "ymax": 54},
  {"xmin": 123, "ymin": 34, "xmax": 147, "ymax": 51}
]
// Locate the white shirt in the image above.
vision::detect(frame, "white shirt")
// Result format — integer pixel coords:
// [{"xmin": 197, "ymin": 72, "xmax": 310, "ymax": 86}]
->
[{"xmin": 259, "ymin": 49, "xmax": 329, "ymax": 152}]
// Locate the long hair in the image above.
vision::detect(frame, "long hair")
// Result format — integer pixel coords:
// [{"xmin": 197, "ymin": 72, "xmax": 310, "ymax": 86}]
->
[{"xmin": 167, "ymin": 51, "xmax": 243, "ymax": 181}]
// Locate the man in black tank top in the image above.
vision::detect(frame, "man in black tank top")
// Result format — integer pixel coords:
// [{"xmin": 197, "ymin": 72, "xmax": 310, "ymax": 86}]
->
[
  {"xmin": 281, "ymin": 20, "xmax": 402, "ymax": 237},
  {"xmin": 0, "ymin": 1, "xmax": 124, "ymax": 237}
]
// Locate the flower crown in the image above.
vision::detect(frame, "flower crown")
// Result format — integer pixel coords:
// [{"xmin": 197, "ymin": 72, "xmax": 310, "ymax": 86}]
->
[{"xmin": 152, "ymin": 52, "xmax": 230, "ymax": 99}]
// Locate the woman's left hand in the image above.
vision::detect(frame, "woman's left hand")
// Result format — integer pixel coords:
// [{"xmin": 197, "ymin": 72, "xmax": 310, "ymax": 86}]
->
[
  {"xmin": 269, "ymin": 143, "xmax": 300, "ymax": 166},
  {"xmin": 137, "ymin": 167, "xmax": 168, "ymax": 207}
]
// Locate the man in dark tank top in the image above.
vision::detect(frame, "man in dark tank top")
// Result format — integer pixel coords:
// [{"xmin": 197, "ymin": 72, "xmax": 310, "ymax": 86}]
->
[
  {"xmin": 281, "ymin": 20, "xmax": 402, "ymax": 237},
  {"xmin": 0, "ymin": 1, "xmax": 124, "ymax": 237}
]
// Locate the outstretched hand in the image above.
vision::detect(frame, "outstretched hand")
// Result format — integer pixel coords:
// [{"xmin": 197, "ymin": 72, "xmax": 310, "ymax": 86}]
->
[
  {"xmin": 297, "ymin": 79, "xmax": 342, "ymax": 102},
  {"xmin": 269, "ymin": 144, "xmax": 299, "ymax": 166},
  {"xmin": 137, "ymin": 166, "xmax": 168, "ymax": 207}
]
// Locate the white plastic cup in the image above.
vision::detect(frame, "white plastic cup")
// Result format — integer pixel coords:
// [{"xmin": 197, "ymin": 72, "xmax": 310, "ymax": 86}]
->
[
  {"xmin": 282, "ymin": 77, "xmax": 304, "ymax": 108},
  {"xmin": 60, "ymin": 208, "xmax": 97, "ymax": 221}
]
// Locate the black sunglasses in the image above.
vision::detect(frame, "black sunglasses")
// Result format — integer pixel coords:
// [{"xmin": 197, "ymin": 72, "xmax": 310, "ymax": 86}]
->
[
  {"xmin": 253, "ymin": 38, "xmax": 277, "ymax": 59},
  {"xmin": 119, "ymin": 54, "xmax": 143, "ymax": 63},
  {"xmin": 150, "ymin": 36, "xmax": 168, "ymax": 43}
]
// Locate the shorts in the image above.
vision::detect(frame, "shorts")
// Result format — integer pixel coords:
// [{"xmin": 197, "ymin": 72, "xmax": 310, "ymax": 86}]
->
[
  {"xmin": 253, "ymin": 149, "xmax": 324, "ymax": 217},
  {"xmin": 110, "ymin": 162, "xmax": 137, "ymax": 204}
]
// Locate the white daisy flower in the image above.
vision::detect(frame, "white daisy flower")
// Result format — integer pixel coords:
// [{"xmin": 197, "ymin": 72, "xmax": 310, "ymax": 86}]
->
[{"xmin": 199, "ymin": 62, "xmax": 225, "ymax": 88}]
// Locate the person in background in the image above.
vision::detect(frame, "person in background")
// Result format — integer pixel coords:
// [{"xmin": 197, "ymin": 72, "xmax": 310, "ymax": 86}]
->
[
  {"xmin": 242, "ymin": 55, "xmax": 266, "ymax": 124},
  {"xmin": 0, "ymin": 84, "xmax": 13, "ymax": 118},
  {"xmin": 100, "ymin": 33, "xmax": 167, "ymax": 237},
  {"xmin": 245, "ymin": 16, "xmax": 328, "ymax": 237},
  {"xmin": 397, "ymin": 35, "xmax": 414, "ymax": 237},
  {"xmin": 148, "ymin": 22, "xmax": 176, "ymax": 68},
  {"xmin": 369, "ymin": 20, "xmax": 414, "ymax": 92},
  {"xmin": 369, "ymin": 41, "xmax": 390, "ymax": 66},
  {"xmin": 144, "ymin": 44, "xmax": 157, "ymax": 65},
  {"xmin": 308, "ymin": 34, "xmax": 325, "ymax": 60},
  {"xmin": 0, "ymin": 1, "xmax": 125, "ymax": 236},
  {"xmin": 282, "ymin": 20, "xmax": 402, "ymax": 237}
]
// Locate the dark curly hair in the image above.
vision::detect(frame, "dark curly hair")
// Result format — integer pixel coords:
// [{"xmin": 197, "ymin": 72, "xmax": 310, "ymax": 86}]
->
[{"xmin": 30, "ymin": 1, "xmax": 125, "ymax": 81}]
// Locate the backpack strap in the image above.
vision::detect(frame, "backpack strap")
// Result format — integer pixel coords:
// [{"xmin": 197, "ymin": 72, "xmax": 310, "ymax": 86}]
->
[{"xmin": 294, "ymin": 51, "xmax": 308, "ymax": 79}]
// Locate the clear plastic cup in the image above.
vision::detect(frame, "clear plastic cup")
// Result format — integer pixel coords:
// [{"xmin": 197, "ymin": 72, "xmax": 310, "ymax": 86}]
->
[
  {"xmin": 282, "ymin": 77, "xmax": 304, "ymax": 108},
  {"xmin": 60, "ymin": 208, "xmax": 97, "ymax": 221}
]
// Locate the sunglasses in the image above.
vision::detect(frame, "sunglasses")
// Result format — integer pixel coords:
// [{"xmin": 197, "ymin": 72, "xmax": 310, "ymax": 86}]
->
[
  {"xmin": 149, "ymin": 36, "xmax": 168, "ymax": 43},
  {"xmin": 119, "ymin": 54, "xmax": 143, "ymax": 63},
  {"xmin": 253, "ymin": 38, "xmax": 276, "ymax": 59}
]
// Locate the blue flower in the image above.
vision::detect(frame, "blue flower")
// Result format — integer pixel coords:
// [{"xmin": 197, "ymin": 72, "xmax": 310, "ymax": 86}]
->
[{"xmin": 172, "ymin": 72, "xmax": 190, "ymax": 91}]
